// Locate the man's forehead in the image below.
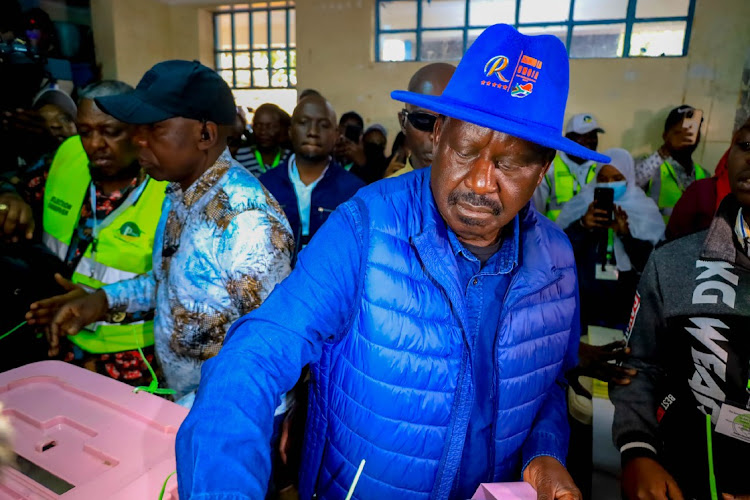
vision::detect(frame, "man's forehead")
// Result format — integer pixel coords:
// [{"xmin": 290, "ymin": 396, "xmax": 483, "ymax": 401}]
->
[
  {"xmin": 442, "ymin": 117, "xmax": 544, "ymax": 152},
  {"xmin": 405, "ymin": 103, "xmax": 438, "ymax": 115},
  {"xmin": 254, "ymin": 109, "xmax": 279, "ymax": 122}
]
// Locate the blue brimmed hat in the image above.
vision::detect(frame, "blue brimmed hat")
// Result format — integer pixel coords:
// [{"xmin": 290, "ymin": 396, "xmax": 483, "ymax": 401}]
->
[{"xmin": 392, "ymin": 24, "xmax": 609, "ymax": 163}]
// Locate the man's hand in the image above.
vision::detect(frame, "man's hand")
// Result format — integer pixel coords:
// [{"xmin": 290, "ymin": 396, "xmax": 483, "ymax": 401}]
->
[
  {"xmin": 26, "ymin": 274, "xmax": 88, "ymax": 327},
  {"xmin": 523, "ymin": 456, "xmax": 582, "ymax": 500},
  {"xmin": 47, "ymin": 290, "xmax": 109, "ymax": 357},
  {"xmin": 1, "ymin": 109, "xmax": 47, "ymax": 137},
  {"xmin": 578, "ymin": 341, "xmax": 637, "ymax": 386},
  {"xmin": 621, "ymin": 457, "xmax": 683, "ymax": 500},
  {"xmin": 0, "ymin": 192, "xmax": 34, "ymax": 241}
]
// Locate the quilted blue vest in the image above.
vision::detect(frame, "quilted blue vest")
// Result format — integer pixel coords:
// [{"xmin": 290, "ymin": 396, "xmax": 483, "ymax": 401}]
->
[{"xmin": 299, "ymin": 169, "xmax": 578, "ymax": 500}]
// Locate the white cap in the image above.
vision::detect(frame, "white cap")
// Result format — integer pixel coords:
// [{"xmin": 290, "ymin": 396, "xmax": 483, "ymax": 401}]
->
[
  {"xmin": 32, "ymin": 85, "xmax": 77, "ymax": 119},
  {"xmin": 565, "ymin": 113, "xmax": 604, "ymax": 135}
]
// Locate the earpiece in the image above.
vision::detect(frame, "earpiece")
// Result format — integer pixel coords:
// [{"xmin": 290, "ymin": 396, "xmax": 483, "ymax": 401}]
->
[{"xmin": 201, "ymin": 119, "xmax": 210, "ymax": 141}]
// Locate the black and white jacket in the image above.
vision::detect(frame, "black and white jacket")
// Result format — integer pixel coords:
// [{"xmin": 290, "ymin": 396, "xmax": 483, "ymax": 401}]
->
[{"xmin": 611, "ymin": 195, "xmax": 750, "ymax": 499}]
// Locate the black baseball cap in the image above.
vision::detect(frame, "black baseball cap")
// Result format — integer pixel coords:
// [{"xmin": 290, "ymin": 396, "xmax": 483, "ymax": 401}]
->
[{"xmin": 95, "ymin": 60, "xmax": 236, "ymax": 125}]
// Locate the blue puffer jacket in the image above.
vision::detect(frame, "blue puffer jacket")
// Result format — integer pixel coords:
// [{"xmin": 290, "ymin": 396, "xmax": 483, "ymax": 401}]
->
[{"xmin": 176, "ymin": 168, "xmax": 580, "ymax": 500}]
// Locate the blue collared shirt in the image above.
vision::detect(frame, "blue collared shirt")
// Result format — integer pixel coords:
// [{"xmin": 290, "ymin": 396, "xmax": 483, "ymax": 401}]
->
[{"xmin": 449, "ymin": 216, "xmax": 520, "ymax": 499}]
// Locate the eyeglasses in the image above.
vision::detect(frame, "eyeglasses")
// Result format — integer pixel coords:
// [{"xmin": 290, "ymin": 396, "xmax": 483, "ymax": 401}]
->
[{"xmin": 402, "ymin": 109, "xmax": 438, "ymax": 132}]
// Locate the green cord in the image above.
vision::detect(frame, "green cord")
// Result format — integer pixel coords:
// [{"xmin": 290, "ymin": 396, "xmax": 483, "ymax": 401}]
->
[
  {"xmin": 0, "ymin": 321, "xmax": 27, "ymax": 341},
  {"xmin": 158, "ymin": 470, "xmax": 176, "ymax": 500},
  {"xmin": 706, "ymin": 414, "xmax": 718, "ymax": 500},
  {"xmin": 133, "ymin": 345, "xmax": 176, "ymax": 396},
  {"xmin": 0, "ymin": 319, "xmax": 173, "ymax": 396}
]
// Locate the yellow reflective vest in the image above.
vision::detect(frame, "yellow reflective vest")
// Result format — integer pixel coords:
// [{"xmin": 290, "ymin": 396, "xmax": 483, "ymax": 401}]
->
[
  {"xmin": 42, "ymin": 136, "xmax": 167, "ymax": 353},
  {"xmin": 544, "ymin": 155, "xmax": 597, "ymax": 221},
  {"xmin": 646, "ymin": 160, "xmax": 708, "ymax": 222}
]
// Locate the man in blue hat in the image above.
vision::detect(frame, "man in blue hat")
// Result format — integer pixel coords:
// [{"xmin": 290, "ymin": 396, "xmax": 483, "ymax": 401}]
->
[
  {"xmin": 177, "ymin": 25, "xmax": 608, "ymax": 499},
  {"xmin": 45, "ymin": 60, "xmax": 295, "ymax": 407}
]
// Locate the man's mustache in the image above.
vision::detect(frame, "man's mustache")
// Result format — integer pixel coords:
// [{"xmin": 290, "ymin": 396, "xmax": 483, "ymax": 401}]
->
[{"xmin": 447, "ymin": 191, "xmax": 502, "ymax": 216}]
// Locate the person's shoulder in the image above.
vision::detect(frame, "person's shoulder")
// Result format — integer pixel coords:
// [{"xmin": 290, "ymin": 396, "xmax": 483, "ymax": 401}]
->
[
  {"xmin": 341, "ymin": 168, "xmax": 428, "ymax": 235},
  {"xmin": 520, "ymin": 205, "xmax": 576, "ymax": 268},
  {"xmin": 526, "ymin": 205, "xmax": 570, "ymax": 244},
  {"xmin": 216, "ymin": 161, "xmax": 281, "ymax": 212},
  {"xmin": 258, "ymin": 161, "xmax": 288, "ymax": 186},
  {"xmin": 327, "ymin": 162, "xmax": 366, "ymax": 189},
  {"xmin": 653, "ymin": 229, "xmax": 705, "ymax": 266},
  {"xmin": 356, "ymin": 168, "xmax": 425, "ymax": 205}
]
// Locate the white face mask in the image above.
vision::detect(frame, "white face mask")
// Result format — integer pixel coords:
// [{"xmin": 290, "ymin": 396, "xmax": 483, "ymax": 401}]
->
[{"xmin": 598, "ymin": 180, "xmax": 627, "ymax": 200}]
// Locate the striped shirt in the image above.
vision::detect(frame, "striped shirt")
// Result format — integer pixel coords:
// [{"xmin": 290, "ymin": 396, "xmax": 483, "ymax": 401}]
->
[{"xmin": 238, "ymin": 146, "xmax": 290, "ymax": 178}]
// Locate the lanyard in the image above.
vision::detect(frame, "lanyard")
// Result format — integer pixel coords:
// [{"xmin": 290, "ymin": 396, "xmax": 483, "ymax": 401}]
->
[
  {"xmin": 87, "ymin": 179, "xmax": 149, "ymax": 274},
  {"xmin": 254, "ymin": 149, "xmax": 281, "ymax": 174}
]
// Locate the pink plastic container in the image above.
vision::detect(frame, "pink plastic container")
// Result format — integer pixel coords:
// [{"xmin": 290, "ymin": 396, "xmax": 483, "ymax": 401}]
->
[
  {"xmin": 472, "ymin": 482, "xmax": 537, "ymax": 500},
  {"xmin": 0, "ymin": 361, "xmax": 187, "ymax": 499}
]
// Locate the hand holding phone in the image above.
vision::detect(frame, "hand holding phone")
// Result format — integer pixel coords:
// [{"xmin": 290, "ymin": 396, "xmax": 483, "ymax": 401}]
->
[{"xmin": 593, "ymin": 187, "xmax": 614, "ymax": 222}]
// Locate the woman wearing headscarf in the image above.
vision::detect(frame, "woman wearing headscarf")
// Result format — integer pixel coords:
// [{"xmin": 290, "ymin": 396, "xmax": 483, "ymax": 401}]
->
[
  {"xmin": 557, "ymin": 148, "xmax": 665, "ymax": 328},
  {"xmin": 559, "ymin": 149, "xmax": 665, "ymax": 498}
]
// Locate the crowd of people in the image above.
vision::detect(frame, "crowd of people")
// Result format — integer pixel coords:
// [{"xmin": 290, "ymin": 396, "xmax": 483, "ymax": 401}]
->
[{"xmin": 0, "ymin": 9, "xmax": 748, "ymax": 500}]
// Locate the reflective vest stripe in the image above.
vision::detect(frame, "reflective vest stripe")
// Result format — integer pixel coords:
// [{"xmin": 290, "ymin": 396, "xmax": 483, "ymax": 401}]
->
[
  {"xmin": 545, "ymin": 155, "xmax": 597, "ymax": 221},
  {"xmin": 647, "ymin": 160, "xmax": 708, "ymax": 222},
  {"xmin": 42, "ymin": 135, "xmax": 167, "ymax": 353}
]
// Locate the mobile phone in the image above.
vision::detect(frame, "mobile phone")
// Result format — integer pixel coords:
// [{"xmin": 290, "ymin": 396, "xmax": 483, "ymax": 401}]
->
[
  {"xmin": 594, "ymin": 187, "xmax": 614, "ymax": 222},
  {"xmin": 344, "ymin": 124, "xmax": 362, "ymax": 143},
  {"xmin": 682, "ymin": 108, "xmax": 703, "ymax": 145}
]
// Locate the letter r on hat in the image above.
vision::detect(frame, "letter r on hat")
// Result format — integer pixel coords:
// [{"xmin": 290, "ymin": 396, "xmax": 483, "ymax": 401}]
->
[{"xmin": 485, "ymin": 55, "xmax": 510, "ymax": 82}]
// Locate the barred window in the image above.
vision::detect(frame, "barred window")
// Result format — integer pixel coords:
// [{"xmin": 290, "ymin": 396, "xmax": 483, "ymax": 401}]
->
[
  {"xmin": 376, "ymin": 0, "xmax": 695, "ymax": 62},
  {"xmin": 213, "ymin": 1, "xmax": 296, "ymax": 89}
]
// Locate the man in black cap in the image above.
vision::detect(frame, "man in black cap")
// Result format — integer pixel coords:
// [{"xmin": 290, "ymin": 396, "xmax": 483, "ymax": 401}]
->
[
  {"xmin": 635, "ymin": 105, "xmax": 709, "ymax": 221},
  {"xmin": 46, "ymin": 60, "xmax": 295, "ymax": 406}
]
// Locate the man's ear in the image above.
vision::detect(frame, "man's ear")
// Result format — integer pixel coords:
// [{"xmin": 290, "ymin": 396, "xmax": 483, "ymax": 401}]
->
[
  {"xmin": 198, "ymin": 121, "xmax": 219, "ymax": 151},
  {"xmin": 398, "ymin": 111, "xmax": 407, "ymax": 134},
  {"xmin": 432, "ymin": 115, "xmax": 445, "ymax": 151},
  {"xmin": 535, "ymin": 157, "xmax": 553, "ymax": 188}
]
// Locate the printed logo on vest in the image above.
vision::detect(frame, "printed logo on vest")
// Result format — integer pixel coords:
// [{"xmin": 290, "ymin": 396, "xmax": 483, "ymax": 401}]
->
[
  {"xmin": 49, "ymin": 196, "xmax": 72, "ymax": 216},
  {"xmin": 119, "ymin": 222, "xmax": 142, "ymax": 241}
]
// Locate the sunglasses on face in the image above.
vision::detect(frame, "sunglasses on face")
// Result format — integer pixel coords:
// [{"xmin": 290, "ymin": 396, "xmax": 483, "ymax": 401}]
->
[{"xmin": 402, "ymin": 109, "xmax": 438, "ymax": 132}]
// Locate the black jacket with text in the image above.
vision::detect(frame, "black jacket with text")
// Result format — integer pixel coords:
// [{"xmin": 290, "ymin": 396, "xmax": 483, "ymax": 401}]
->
[{"xmin": 610, "ymin": 195, "xmax": 750, "ymax": 499}]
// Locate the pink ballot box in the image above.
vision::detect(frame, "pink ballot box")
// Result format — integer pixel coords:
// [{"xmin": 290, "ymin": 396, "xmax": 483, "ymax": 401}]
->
[
  {"xmin": 472, "ymin": 482, "xmax": 537, "ymax": 500},
  {"xmin": 0, "ymin": 361, "xmax": 187, "ymax": 499}
]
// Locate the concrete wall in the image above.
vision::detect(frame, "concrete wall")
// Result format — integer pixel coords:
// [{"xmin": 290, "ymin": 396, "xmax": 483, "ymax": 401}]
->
[
  {"xmin": 90, "ymin": 0, "xmax": 750, "ymax": 170},
  {"xmin": 294, "ymin": 0, "xmax": 750, "ymax": 170},
  {"xmin": 90, "ymin": 0, "xmax": 213, "ymax": 84}
]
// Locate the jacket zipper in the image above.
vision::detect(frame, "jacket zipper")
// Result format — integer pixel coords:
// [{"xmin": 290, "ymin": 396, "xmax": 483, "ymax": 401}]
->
[{"xmin": 489, "ymin": 271, "xmax": 564, "ymax": 480}]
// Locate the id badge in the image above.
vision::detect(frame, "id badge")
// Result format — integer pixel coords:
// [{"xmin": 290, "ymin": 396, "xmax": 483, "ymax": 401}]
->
[
  {"xmin": 714, "ymin": 403, "xmax": 750, "ymax": 444},
  {"xmin": 595, "ymin": 263, "xmax": 618, "ymax": 281}
]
